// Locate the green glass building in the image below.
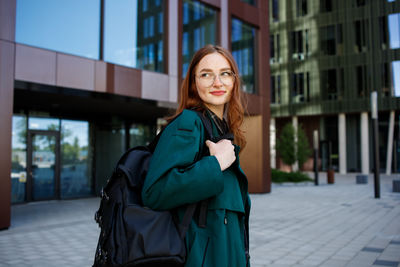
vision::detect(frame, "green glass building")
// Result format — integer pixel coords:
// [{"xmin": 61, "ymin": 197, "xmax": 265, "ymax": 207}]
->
[{"xmin": 269, "ymin": 0, "xmax": 400, "ymax": 174}]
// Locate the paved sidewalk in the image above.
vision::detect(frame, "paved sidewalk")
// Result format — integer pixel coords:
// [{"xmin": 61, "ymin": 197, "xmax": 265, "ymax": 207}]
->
[{"xmin": 0, "ymin": 173, "xmax": 399, "ymax": 267}]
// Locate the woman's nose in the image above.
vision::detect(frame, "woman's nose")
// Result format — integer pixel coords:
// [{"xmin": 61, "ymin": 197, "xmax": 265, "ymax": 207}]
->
[{"xmin": 213, "ymin": 75, "xmax": 223, "ymax": 86}]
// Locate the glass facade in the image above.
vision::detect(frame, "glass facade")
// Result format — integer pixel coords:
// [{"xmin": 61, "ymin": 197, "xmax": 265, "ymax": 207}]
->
[
  {"xmin": 11, "ymin": 115, "xmax": 27, "ymax": 203},
  {"xmin": 104, "ymin": 0, "xmax": 166, "ymax": 72},
  {"xmin": 60, "ymin": 120, "xmax": 92, "ymax": 199},
  {"xmin": 31, "ymin": 133, "xmax": 57, "ymax": 201},
  {"xmin": 393, "ymin": 61, "xmax": 400, "ymax": 97},
  {"xmin": 388, "ymin": 13, "xmax": 400, "ymax": 49},
  {"xmin": 16, "ymin": 0, "xmax": 100, "ymax": 59},
  {"xmin": 129, "ymin": 123, "xmax": 156, "ymax": 147},
  {"xmin": 232, "ymin": 18, "xmax": 257, "ymax": 94},
  {"xmin": 11, "ymin": 116, "xmax": 93, "ymax": 203},
  {"xmin": 182, "ymin": 0, "xmax": 217, "ymax": 76}
]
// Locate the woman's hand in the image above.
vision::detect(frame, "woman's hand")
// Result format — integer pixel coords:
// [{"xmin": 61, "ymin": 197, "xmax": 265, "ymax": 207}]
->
[{"xmin": 206, "ymin": 139, "xmax": 236, "ymax": 171}]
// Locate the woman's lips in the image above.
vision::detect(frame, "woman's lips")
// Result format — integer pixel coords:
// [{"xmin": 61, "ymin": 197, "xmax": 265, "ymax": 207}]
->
[{"xmin": 210, "ymin": 90, "xmax": 226, "ymax": 96}]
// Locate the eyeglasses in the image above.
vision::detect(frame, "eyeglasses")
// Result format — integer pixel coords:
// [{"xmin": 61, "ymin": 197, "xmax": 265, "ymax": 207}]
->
[{"xmin": 195, "ymin": 71, "xmax": 236, "ymax": 87}]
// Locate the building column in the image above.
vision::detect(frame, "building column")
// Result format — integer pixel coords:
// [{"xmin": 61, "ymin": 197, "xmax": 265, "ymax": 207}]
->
[
  {"xmin": 361, "ymin": 112, "xmax": 370, "ymax": 174},
  {"xmin": 292, "ymin": 116, "xmax": 298, "ymax": 171},
  {"xmin": 220, "ymin": 0, "xmax": 229, "ymax": 49},
  {"xmin": 0, "ymin": 0, "xmax": 16, "ymax": 230},
  {"xmin": 168, "ymin": 0, "xmax": 179, "ymax": 102},
  {"xmin": 386, "ymin": 111, "xmax": 395, "ymax": 175},
  {"xmin": 339, "ymin": 113, "xmax": 347, "ymax": 174},
  {"xmin": 270, "ymin": 118, "xmax": 276, "ymax": 169}
]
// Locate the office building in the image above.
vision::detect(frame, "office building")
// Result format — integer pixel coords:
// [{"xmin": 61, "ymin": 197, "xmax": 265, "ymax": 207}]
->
[
  {"xmin": 269, "ymin": 0, "xmax": 400, "ymax": 174},
  {"xmin": 0, "ymin": 0, "xmax": 270, "ymax": 229}
]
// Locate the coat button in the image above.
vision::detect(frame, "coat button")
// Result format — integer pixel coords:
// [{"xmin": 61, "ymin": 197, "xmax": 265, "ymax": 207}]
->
[{"xmin": 224, "ymin": 217, "xmax": 228, "ymax": 225}]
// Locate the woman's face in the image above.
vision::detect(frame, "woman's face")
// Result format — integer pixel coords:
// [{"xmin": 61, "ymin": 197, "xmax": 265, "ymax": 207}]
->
[{"xmin": 195, "ymin": 52, "xmax": 234, "ymax": 117}]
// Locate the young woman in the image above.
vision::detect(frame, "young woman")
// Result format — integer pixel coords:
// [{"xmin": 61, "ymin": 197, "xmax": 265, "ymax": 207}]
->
[{"xmin": 142, "ymin": 44, "xmax": 251, "ymax": 267}]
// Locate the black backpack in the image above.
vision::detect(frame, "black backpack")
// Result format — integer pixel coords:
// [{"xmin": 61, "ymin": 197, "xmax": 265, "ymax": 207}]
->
[{"xmin": 93, "ymin": 110, "xmax": 228, "ymax": 267}]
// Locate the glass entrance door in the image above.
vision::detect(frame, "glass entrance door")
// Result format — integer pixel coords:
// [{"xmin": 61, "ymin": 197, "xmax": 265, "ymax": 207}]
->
[{"xmin": 27, "ymin": 131, "xmax": 60, "ymax": 201}]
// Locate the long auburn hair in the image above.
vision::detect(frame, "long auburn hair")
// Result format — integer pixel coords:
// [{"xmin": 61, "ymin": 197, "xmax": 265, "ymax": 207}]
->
[{"xmin": 172, "ymin": 44, "xmax": 247, "ymax": 149}]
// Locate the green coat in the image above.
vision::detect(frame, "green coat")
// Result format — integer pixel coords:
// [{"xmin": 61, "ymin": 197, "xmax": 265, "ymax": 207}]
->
[{"xmin": 142, "ymin": 109, "xmax": 251, "ymax": 267}]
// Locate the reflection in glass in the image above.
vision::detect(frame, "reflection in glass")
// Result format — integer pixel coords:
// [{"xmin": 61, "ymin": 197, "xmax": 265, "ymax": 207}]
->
[
  {"xmin": 392, "ymin": 61, "xmax": 400, "ymax": 97},
  {"xmin": 95, "ymin": 120, "xmax": 126, "ymax": 194},
  {"xmin": 104, "ymin": 0, "xmax": 165, "ymax": 72},
  {"xmin": 130, "ymin": 123, "xmax": 156, "ymax": 147},
  {"xmin": 182, "ymin": 0, "xmax": 217, "ymax": 76},
  {"xmin": 32, "ymin": 134, "xmax": 56, "ymax": 200},
  {"xmin": 29, "ymin": 117, "xmax": 59, "ymax": 131},
  {"xmin": 388, "ymin": 13, "xmax": 400, "ymax": 49},
  {"xmin": 60, "ymin": 120, "xmax": 92, "ymax": 199},
  {"xmin": 11, "ymin": 115, "xmax": 27, "ymax": 203},
  {"xmin": 231, "ymin": 18, "xmax": 256, "ymax": 94},
  {"xmin": 16, "ymin": 0, "xmax": 100, "ymax": 59}
]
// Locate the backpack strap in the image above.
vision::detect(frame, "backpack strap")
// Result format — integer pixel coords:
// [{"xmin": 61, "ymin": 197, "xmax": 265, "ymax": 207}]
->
[{"xmin": 178, "ymin": 203, "xmax": 197, "ymax": 239}]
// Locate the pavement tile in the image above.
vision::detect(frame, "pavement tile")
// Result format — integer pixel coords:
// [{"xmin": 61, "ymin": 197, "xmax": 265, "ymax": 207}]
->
[{"xmin": 1, "ymin": 174, "xmax": 400, "ymax": 267}]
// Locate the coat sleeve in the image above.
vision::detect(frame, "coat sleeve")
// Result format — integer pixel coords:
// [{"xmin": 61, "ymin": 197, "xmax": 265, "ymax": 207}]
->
[{"xmin": 141, "ymin": 110, "xmax": 225, "ymax": 210}]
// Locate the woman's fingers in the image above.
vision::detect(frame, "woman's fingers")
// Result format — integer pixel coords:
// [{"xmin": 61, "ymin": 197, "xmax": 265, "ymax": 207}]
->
[{"xmin": 206, "ymin": 139, "xmax": 236, "ymax": 171}]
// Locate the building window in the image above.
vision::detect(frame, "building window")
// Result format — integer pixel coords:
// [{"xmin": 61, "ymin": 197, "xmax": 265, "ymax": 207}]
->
[
  {"xmin": 296, "ymin": 0, "xmax": 308, "ymax": 17},
  {"xmin": 11, "ymin": 115, "xmax": 27, "ymax": 203},
  {"xmin": 382, "ymin": 63, "xmax": 391, "ymax": 96},
  {"xmin": 104, "ymin": 0, "xmax": 166, "ymax": 72},
  {"xmin": 60, "ymin": 120, "xmax": 92, "ymax": 199},
  {"xmin": 291, "ymin": 30, "xmax": 309, "ymax": 60},
  {"xmin": 241, "ymin": 0, "xmax": 256, "ymax": 6},
  {"xmin": 355, "ymin": 0, "xmax": 366, "ymax": 6},
  {"xmin": 388, "ymin": 13, "xmax": 400, "ymax": 49},
  {"xmin": 291, "ymin": 72, "xmax": 310, "ymax": 103},
  {"xmin": 271, "ymin": 0, "xmax": 279, "ymax": 22},
  {"xmin": 321, "ymin": 69, "xmax": 344, "ymax": 100},
  {"xmin": 271, "ymin": 75, "xmax": 281, "ymax": 104},
  {"xmin": 320, "ymin": 25, "xmax": 336, "ymax": 55},
  {"xmin": 354, "ymin": 20, "xmax": 369, "ymax": 53},
  {"xmin": 380, "ymin": 16, "xmax": 389, "ymax": 50},
  {"xmin": 356, "ymin": 65, "xmax": 368, "ymax": 97},
  {"xmin": 16, "ymin": 0, "xmax": 100, "ymax": 59},
  {"xmin": 270, "ymin": 34, "xmax": 280, "ymax": 64},
  {"xmin": 232, "ymin": 18, "xmax": 257, "ymax": 94},
  {"xmin": 393, "ymin": 61, "xmax": 400, "ymax": 97},
  {"xmin": 320, "ymin": 0, "xmax": 333, "ymax": 12},
  {"xmin": 182, "ymin": 0, "xmax": 217, "ymax": 76}
]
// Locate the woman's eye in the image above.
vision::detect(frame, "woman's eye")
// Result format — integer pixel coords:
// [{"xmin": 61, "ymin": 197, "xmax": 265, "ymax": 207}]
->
[
  {"xmin": 221, "ymin": 71, "xmax": 232, "ymax": 76},
  {"xmin": 200, "ymin": 73, "xmax": 212, "ymax": 78}
]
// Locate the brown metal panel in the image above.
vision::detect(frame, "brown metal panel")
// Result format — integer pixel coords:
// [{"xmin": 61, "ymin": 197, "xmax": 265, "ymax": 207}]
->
[
  {"xmin": 258, "ymin": 0, "xmax": 271, "ymax": 193},
  {"xmin": 113, "ymin": 65, "xmax": 141, "ymax": 98},
  {"xmin": 56, "ymin": 53, "xmax": 95, "ymax": 91},
  {"xmin": 95, "ymin": 61, "xmax": 107, "ymax": 93},
  {"xmin": 0, "ymin": 0, "xmax": 16, "ymax": 42},
  {"xmin": 15, "ymin": 44, "xmax": 57, "ymax": 85},
  {"xmin": 245, "ymin": 93, "xmax": 261, "ymax": 115},
  {"xmin": 241, "ymin": 116, "xmax": 263, "ymax": 193},
  {"xmin": 0, "ymin": 40, "xmax": 15, "ymax": 230},
  {"xmin": 230, "ymin": 0, "xmax": 259, "ymax": 27}
]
